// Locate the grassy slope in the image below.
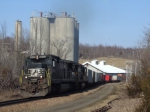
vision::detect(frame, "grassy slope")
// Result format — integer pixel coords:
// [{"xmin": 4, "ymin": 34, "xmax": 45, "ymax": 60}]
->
[{"xmin": 79, "ymin": 57, "xmax": 133, "ymax": 69}]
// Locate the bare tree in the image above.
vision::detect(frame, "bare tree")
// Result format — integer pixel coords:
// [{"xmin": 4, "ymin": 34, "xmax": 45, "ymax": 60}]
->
[
  {"xmin": 0, "ymin": 21, "xmax": 7, "ymax": 59},
  {"xmin": 127, "ymin": 27, "xmax": 150, "ymax": 112},
  {"xmin": 21, "ymin": 28, "xmax": 30, "ymax": 51},
  {"xmin": 50, "ymin": 38, "xmax": 72, "ymax": 60},
  {"xmin": 0, "ymin": 22, "xmax": 18, "ymax": 91},
  {"xmin": 1, "ymin": 21, "xmax": 7, "ymax": 44},
  {"xmin": 79, "ymin": 43, "xmax": 136, "ymax": 59}
]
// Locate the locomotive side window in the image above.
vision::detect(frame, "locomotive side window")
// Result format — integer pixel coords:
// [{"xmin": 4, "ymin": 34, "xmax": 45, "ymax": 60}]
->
[
  {"xmin": 53, "ymin": 61, "xmax": 55, "ymax": 67},
  {"xmin": 78, "ymin": 67, "xmax": 81, "ymax": 72},
  {"xmin": 46, "ymin": 59, "xmax": 52, "ymax": 68}
]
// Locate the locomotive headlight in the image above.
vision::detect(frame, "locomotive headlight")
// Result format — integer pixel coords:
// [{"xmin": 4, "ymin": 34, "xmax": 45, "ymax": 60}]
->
[
  {"xmin": 25, "ymin": 76, "xmax": 27, "ymax": 79},
  {"xmin": 40, "ymin": 75, "xmax": 43, "ymax": 78}
]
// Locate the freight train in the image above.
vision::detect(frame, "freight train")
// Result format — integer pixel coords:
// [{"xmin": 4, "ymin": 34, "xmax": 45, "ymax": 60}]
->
[{"xmin": 19, "ymin": 54, "xmax": 122, "ymax": 97}]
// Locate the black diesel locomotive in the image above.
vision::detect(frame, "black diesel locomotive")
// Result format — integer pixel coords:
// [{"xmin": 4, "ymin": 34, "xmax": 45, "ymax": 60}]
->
[{"xmin": 19, "ymin": 54, "xmax": 88, "ymax": 97}]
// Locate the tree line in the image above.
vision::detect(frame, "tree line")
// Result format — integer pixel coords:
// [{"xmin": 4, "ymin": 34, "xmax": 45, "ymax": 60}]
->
[
  {"xmin": 1, "ymin": 36, "xmax": 138, "ymax": 60},
  {"xmin": 79, "ymin": 43, "xmax": 137, "ymax": 60}
]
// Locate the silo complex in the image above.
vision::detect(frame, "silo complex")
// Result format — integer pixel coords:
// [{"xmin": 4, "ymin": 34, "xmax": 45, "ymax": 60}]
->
[{"xmin": 30, "ymin": 12, "xmax": 79, "ymax": 62}]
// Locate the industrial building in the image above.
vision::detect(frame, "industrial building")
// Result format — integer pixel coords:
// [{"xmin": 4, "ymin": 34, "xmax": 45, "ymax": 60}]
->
[
  {"xmin": 83, "ymin": 60, "xmax": 126, "ymax": 80},
  {"xmin": 83, "ymin": 61, "xmax": 103, "ymax": 83},
  {"xmin": 30, "ymin": 12, "xmax": 79, "ymax": 62}
]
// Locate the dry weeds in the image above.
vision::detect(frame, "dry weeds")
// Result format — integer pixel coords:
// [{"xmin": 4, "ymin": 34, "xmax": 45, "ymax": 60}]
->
[
  {"xmin": 108, "ymin": 98, "xmax": 142, "ymax": 112},
  {"xmin": 0, "ymin": 90, "xmax": 21, "ymax": 102}
]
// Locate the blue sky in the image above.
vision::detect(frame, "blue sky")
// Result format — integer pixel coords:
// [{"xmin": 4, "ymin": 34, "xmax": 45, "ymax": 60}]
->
[{"xmin": 0, "ymin": 0, "xmax": 150, "ymax": 48}]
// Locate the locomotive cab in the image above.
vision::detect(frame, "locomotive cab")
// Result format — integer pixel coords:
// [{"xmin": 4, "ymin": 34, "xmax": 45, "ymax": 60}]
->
[{"xmin": 20, "ymin": 55, "xmax": 52, "ymax": 97}]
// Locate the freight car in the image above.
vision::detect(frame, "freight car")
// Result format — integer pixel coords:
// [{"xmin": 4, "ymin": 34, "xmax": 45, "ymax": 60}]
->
[
  {"xmin": 111, "ymin": 75, "xmax": 122, "ymax": 82},
  {"xmin": 19, "ymin": 54, "xmax": 88, "ymax": 97}
]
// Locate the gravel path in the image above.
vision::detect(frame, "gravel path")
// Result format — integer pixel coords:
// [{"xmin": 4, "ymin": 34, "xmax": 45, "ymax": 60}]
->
[{"xmin": 35, "ymin": 83, "xmax": 116, "ymax": 112}]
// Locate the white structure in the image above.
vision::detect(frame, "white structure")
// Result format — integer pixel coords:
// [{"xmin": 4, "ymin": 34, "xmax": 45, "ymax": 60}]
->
[
  {"xmin": 83, "ymin": 60, "xmax": 126, "ymax": 74},
  {"xmin": 84, "ymin": 61, "xmax": 103, "ymax": 83}
]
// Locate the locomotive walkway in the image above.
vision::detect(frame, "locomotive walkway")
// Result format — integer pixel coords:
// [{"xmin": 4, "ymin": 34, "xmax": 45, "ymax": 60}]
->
[{"xmin": 36, "ymin": 83, "xmax": 118, "ymax": 112}]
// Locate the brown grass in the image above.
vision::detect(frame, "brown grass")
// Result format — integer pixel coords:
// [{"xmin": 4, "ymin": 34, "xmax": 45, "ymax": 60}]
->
[
  {"xmin": 108, "ymin": 98, "xmax": 142, "ymax": 112},
  {"xmin": 108, "ymin": 82, "xmax": 142, "ymax": 112}
]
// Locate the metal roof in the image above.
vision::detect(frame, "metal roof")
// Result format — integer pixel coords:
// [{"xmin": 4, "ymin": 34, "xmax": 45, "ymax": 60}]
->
[{"xmin": 83, "ymin": 60, "xmax": 126, "ymax": 74}]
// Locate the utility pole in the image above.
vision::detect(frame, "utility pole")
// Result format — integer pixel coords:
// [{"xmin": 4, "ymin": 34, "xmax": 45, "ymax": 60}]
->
[
  {"xmin": 125, "ymin": 61, "xmax": 129, "ymax": 82},
  {"xmin": 125, "ymin": 62, "xmax": 128, "ymax": 82}
]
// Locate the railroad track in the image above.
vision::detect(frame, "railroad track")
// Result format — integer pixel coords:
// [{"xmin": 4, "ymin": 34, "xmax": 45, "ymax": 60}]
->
[
  {"xmin": 0, "ymin": 84, "xmax": 103, "ymax": 107},
  {"xmin": 91, "ymin": 105, "xmax": 111, "ymax": 112},
  {"xmin": 91, "ymin": 98, "xmax": 119, "ymax": 112},
  {"xmin": 0, "ymin": 97, "xmax": 43, "ymax": 107}
]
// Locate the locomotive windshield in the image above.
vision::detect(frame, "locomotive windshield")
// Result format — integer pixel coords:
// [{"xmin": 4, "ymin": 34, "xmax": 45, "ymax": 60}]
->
[
  {"xmin": 25, "ymin": 58, "xmax": 52, "ymax": 70},
  {"xmin": 27, "ymin": 62, "xmax": 42, "ymax": 68}
]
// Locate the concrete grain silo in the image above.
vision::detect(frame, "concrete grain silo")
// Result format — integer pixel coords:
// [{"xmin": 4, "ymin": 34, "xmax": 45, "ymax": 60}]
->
[
  {"xmin": 49, "ymin": 12, "xmax": 79, "ymax": 62},
  {"xmin": 30, "ymin": 16, "xmax": 50, "ymax": 55},
  {"xmin": 50, "ymin": 17, "xmax": 76, "ymax": 61},
  {"xmin": 15, "ymin": 20, "xmax": 22, "ymax": 51}
]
